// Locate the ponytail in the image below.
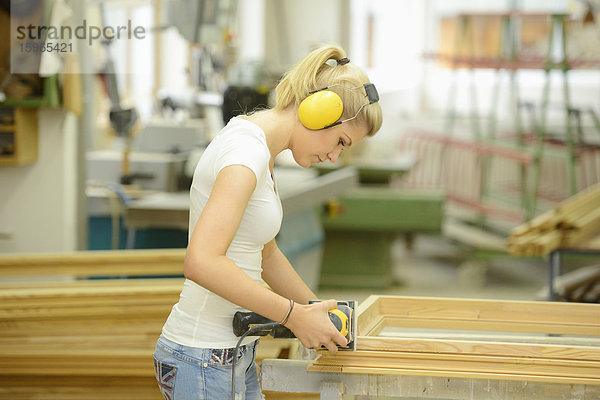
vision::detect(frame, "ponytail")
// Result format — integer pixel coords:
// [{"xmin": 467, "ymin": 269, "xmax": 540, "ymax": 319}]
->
[
  {"xmin": 275, "ymin": 45, "xmax": 346, "ymax": 110},
  {"xmin": 275, "ymin": 44, "xmax": 382, "ymax": 137}
]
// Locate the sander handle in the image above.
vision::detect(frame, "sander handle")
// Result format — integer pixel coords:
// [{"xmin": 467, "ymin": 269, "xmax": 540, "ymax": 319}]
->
[{"xmin": 232, "ymin": 311, "xmax": 295, "ymax": 338}]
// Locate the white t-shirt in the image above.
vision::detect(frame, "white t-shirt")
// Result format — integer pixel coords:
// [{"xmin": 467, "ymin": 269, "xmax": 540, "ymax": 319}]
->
[{"xmin": 161, "ymin": 117, "xmax": 283, "ymax": 348}]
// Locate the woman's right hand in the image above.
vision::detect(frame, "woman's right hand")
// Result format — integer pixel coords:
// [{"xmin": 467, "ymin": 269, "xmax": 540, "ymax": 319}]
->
[{"xmin": 284, "ymin": 299, "xmax": 348, "ymax": 353}]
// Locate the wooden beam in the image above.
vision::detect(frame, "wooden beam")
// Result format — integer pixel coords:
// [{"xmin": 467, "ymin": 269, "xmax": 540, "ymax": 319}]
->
[
  {"xmin": 356, "ymin": 295, "xmax": 384, "ymax": 336},
  {"xmin": 310, "ymin": 349, "xmax": 600, "ymax": 385},
  {"xmin": 374, "ymin": 296, "xmax": 599, "ymax": 334},
  {"xmin": 357, "ymin": 336, "xmax": 600, "ymax": 361},
  {"xmin": 0, "ymin": 249, "xmax": 185, "ymax": 278}
]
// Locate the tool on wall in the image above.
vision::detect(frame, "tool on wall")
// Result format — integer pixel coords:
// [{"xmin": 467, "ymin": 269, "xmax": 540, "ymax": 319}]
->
[{"xmin": 96, "ymin": 3, "xmax": 154, "ymax": 186}]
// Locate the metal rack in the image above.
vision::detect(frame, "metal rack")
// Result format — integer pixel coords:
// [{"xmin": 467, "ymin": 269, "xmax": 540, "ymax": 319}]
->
[{"xmin": 416, "ymin": 11, "xmax": 600, "ymax": 230}]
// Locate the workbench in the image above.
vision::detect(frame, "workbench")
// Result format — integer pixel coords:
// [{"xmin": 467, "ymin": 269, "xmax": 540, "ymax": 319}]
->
[{"xmin": 261, "ymin": 359, "xmax": 599, "ymax": 399}]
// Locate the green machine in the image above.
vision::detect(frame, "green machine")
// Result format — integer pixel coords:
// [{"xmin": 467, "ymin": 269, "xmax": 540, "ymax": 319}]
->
[{"xmin": 319, "ymin": 187, "xmax": 444, "ymax": 289}]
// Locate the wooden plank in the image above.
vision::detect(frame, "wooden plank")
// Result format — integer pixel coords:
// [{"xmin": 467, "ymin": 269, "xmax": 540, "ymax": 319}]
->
[
  {"xmin": 312, "ymin": 350, "xmax": 600, "ymax": 380},
  {"xmin": 531, "ymin": 230, "xmax": 562, "ymax": 255},
  {"xmin": 0, "ymin": 277, "xmax": 180, "ymax": 290},
  {"xmin": 0, "ymin": 282, "xmax": 182, "ymax": 306},
  {"xmin": 555, "ymin": 185, "xmax": 600, "ymax": 223},
  {"xmin": 564, "ymin": 208, "xmax": 600, "ymax": 247},
  {"xmin": 0, "ymin": 249, "xmax": 185, "ymax": 278},
  {"xmin": 375, "ymin": 296, "xmax": 598, "ymax": 331},
  {"xmin": 0, "ymin": 336, "xmax": 158, "ymax": 349},
  {"xmin": 0, "ymin": 318, "xmax": 164, "ymax": 337},
  {"xmin": 380, "ymin": 316, "xmax": 599, "ymax": 336},
  {"xmin": 313, "ymin": 349, "xmax": 600, "ymax": 377},
  {"xmin": 376, "ymin": 295, "xmax": 598, "ymax": 318},
  {"xmin": 375, "ymin": 330, "xmax": 600, "ymax": 345},
  {"xmin": 357, "ymin": 336, "xmax": 600, "ymax": 361},
  {"xmin": 310, "ymin": 350, "xmax": 600, "ymax": 385},
  {"xmin": 356, "ymin": 295, "xmax": 383, "ymax": 336},
  {"xmin": 568, "ymin": 202, "xmax": 600, "ymax": 230},
  {"xmin": 509, "ymin": 209, "xmax": 558, "ymax": 237}
]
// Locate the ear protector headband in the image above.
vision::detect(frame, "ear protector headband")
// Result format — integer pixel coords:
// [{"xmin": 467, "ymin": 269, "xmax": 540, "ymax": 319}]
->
[{"xmin": 298, "ymin": 83, "xmax": 379, "ymax": 130}]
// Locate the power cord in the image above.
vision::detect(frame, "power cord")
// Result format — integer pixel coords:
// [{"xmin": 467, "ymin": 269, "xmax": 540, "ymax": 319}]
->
[{"xmin": 231, "ymin": 322, "xmax": 278, "ymax": 400}]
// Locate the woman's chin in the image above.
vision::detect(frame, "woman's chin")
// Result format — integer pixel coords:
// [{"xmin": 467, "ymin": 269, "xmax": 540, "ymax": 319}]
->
[{"xmin": 292, "ymin": 155, "xmax": 312, "ymax": 168}]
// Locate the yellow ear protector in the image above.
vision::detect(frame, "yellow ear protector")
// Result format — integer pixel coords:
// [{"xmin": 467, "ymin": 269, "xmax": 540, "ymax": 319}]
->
[{"xmin": 298, "ymin": 83, "xmax": 379, "ymax": 130}]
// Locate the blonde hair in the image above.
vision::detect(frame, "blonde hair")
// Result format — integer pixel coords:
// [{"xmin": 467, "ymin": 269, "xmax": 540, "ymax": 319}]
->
[{"xmin": 275, "ymin": 44, "xmax": 383, "ymax": 137}]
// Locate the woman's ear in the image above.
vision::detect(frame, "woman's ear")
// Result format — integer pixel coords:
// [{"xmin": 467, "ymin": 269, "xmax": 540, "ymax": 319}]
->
[{"xmin": 298, "ymin": 91, "xmax": 343, "ymax": 130}]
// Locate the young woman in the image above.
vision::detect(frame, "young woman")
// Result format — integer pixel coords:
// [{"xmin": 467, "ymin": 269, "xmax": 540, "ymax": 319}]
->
[{"xmin": 153, "ymin": 44, "xmax": 382, "ymax": 399}]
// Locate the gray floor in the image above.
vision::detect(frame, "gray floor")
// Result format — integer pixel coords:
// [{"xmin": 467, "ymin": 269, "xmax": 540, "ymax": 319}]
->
[{"xmin": 316, "ymin": 233, "xmax": 552, "ymax": 305}]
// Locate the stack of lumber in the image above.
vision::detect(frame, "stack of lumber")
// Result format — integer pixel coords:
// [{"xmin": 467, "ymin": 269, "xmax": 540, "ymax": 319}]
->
[
  {"xmin": 0, "ymin": 249, "xmax": 291, "ymax": 399},
  {"xmin": 0, "ymin": 281, "xmax": 181, "ymax": 399},
  {"xmin": 0, "ymin": 250, "xmax": 185, "ymax": 399},
  {"xmin": 508, "ymin": 184, "xmax": 600, "ymax": 256}
]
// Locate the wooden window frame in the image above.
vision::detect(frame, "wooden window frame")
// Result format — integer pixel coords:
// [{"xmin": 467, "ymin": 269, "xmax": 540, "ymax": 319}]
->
[{"xmin": 309, "ymin": 295, "xmax": 600, "ymax": 385}]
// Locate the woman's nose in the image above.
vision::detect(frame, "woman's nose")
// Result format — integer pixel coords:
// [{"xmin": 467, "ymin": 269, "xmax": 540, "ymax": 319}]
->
[{"xmin": 327, "ymin": 149, "xmax": 341, "ymax": 163}]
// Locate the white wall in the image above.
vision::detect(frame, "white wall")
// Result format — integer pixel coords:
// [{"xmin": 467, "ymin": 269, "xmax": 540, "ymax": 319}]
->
[
  {"xmin": 238, "ymin": 0, "xmax": 265, "ymax": 62},
  {"xmin": 347, "ymin": 0, "xmax": 429, "ymax": 146},
  {"xmin": 264, "ymin": 0, "xmax": 349, "ymax": 71},
  {"xmin": 0, "ymin": 110, "xmax": 79, "ymax": 253}
]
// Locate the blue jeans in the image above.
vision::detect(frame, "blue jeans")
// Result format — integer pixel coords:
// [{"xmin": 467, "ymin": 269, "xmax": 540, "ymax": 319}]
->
[{"xmin": 153, "ymin": 335, "xmax": 264, "ymax": 400}]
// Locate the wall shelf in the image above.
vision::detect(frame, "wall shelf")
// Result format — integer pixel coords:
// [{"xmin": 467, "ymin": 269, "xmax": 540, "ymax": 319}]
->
[
  {"xmin": 0, "ymin": 75, "xmax": 60, "ymax": 108},
  {"xmin": 0, "ymin": 108, "xmax": 39, "ymax": 166}
]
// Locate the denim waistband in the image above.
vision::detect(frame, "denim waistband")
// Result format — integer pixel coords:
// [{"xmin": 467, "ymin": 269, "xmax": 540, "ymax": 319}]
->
[{"xmin": 156, "ymin": 334, "xmax": 257, "ymax": 367}]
